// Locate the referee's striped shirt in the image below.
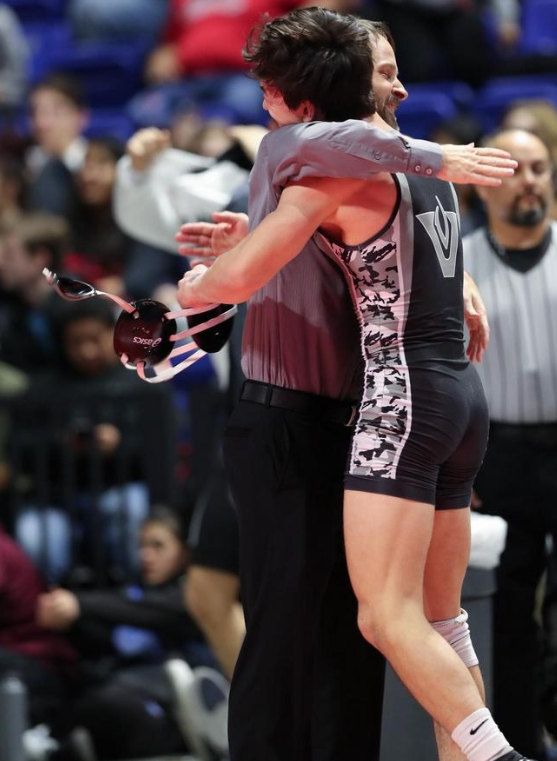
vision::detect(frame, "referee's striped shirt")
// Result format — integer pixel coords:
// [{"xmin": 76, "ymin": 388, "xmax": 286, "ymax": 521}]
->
[{"xmin": 463, "ymin": 223, "xmax": 557, "ymax": 424}]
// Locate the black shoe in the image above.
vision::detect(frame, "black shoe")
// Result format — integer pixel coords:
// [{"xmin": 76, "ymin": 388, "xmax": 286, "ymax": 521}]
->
[{"xmin": 495, "ymin": 751, "xmax": 538, "ymax": 761}]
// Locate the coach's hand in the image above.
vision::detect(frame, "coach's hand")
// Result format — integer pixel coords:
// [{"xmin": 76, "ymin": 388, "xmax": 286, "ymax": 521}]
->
[
  {"xmin": 176, "ymin": 211, "xmax": 249, "ymax": 264},
  {"xmin": 438, "ymin": 144, "xmax": 517, "ymax": 186},
  {"xmin": 463, "ymin": 271, "xmax": 489, "ymax": 363},
  {"xmin": 177, "ymin": 264, "xmax": 211, "ymax": 309}
]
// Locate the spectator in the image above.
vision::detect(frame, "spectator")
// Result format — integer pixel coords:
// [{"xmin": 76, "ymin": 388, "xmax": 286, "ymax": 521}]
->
[
  {"xmin": 0, "ymin": 527, "xmax": 76, "ymax": 726},
  {"xmin": 68, "ymin": 0, "xmax": 168, "ymax": 45},
  {"xmin": 0, "ymin": 212, "xmax": 70, "ymax": 374},
  {"xmin": 64, "ymin": 137, "xmax": 130, "ymax": 296},
  {"xmin": 0, "ymin": 4, "xmax": 29, "ymax": 112},
  {"xmin": 129, "ymin": 0, "xmax": 305, "ymax": 127},
  {"xmin": 13, "ymin": 298, "xmax": 171, "ymax": 583},
  {"xmin": 37, "ymin": 506, "xmax": 227, "ymax": 761},
  {"xmin": 62, "ymin": 136, "xmax": 180, "ymax": 301},
  {"xmin": 464, "ymin": 128, "xmax": 557, "ymax": 760},
  {"xmin": 26, "ymin": 74, "xmax": 88, "ymax": 217}
]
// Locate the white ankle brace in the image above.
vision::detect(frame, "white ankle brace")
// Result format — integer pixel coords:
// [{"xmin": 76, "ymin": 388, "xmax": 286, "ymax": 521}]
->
[{"xmin": 432, "ymin": 608, "xmax": 479, "ymax": 668}]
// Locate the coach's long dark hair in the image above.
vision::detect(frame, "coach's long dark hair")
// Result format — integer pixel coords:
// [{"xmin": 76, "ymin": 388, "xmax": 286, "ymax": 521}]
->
[{"xmin": 244, "ymin": 7, "xmax": 376, "ymax": 122}]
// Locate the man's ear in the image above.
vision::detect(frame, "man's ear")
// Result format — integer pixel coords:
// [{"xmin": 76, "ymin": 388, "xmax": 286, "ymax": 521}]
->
[{"xmin": 300, "ymin": 101, "xmax": 315, "ymax": 122}]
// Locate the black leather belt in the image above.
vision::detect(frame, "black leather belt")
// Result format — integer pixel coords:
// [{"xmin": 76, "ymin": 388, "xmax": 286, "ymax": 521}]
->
[{"xmin": 240, "ymin": 380, "xmax": 359, "ymax": 427}]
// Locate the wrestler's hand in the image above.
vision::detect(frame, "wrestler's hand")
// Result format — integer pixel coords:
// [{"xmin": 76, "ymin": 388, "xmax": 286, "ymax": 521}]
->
[
  {"xmin": 438, "ymin": 144, "xmax": 517, "ymax": 187},
  {"xmin": 463, "ymin": 271, "xmax": 489, "ymax": 363},
  {"xmin": 176, "ymin": 211, "xmax": 249, "ymax": 264},
  {"xmin": 127, "ymin": 127, "xmax": 171, "ymax": 172},
  {"xmin": 177, "ymin": 264, "xmax": 211, "ymax": 309}
]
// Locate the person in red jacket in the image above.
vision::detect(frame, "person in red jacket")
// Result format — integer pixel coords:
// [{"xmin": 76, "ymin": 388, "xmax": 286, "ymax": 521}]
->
[
  {"xmin": 130, "ymin": 0, "xmax": 305, "ymax": 127},
  {"xmin": 0, "ymin": 528, "xmax": 76, "ymax": 724}
]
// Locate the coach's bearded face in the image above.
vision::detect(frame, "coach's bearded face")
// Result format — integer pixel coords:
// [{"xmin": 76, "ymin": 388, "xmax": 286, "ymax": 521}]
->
[{"xmin": 370, "ymin": 36, "xmax": 407, "ymax": 130}]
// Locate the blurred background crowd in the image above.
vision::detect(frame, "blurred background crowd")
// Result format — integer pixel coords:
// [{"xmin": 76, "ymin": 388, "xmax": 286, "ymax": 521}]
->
[{"xmin": 0, "ymin": 1, "xmax": 556, "ymax": 760}]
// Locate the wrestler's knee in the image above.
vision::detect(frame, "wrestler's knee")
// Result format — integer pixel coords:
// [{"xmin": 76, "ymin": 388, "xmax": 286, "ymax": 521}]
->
[{"xmin": 356, "ymin": 598, "xmax": 407, "ymax": 652}]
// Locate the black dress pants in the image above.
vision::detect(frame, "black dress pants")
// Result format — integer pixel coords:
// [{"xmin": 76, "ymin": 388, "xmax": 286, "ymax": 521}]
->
[
  {"xmin": 474, "ymin": 422, "xmax": 557, "ymax": 760},
  {"xmin": 223, "ymin": 398, "xmax": 385, "ymax": 761}
]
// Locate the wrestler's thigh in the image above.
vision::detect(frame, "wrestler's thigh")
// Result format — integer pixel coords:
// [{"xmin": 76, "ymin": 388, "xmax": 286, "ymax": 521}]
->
[{"xmin": 344, "ymin": 489, "xmax": 435, "ymax": 606}]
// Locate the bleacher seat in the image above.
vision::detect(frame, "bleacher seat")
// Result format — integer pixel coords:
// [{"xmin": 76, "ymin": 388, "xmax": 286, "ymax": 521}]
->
[
  {"xmin": 520, "ymin": 0, "xmax": 557, "ymax": 55},
  {"xmin": 41, "ymin": 41, "xmax": 148, "ymax": 107},
  {"xmin": 22, "ymin": 20, "xmax": 72, "ymax": 80},
  {"xmin": 396, "ymin": 92, "xmax": 458, "ymax": 140},
  {"xmin": 23, "ymin": 19, "xmax": 148, "ymax": 109},
  {"xmin": 407, "ymin": 81, "xmax": 475, "ymax": 111},
  {"xmin": 84, "ymin": 109, "xmax": 135, "ymax": 142},
  {"xmin": 473, "ymin": 75, "xmax": 557, "ymax": 131},
  {"xmin": 3, "ymin": 0, "xmax": 66, "ymax": 22}
]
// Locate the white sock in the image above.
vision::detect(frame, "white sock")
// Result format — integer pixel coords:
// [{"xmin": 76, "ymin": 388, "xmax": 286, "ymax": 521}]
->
[{"xmin": 451, "ymin": 707, "xmax": 512, "ymax": 761}]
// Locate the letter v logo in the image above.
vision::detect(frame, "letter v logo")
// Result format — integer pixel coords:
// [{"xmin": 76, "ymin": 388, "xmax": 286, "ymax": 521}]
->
[{"xmin": 416, "ymin": 195, "xmax": 459, "ymax": 278}]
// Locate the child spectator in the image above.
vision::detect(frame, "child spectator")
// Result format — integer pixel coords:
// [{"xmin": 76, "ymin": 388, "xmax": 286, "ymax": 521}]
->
[{"xmin": 26, "ymin": 75, "xmax": 89, "ymax": 217}]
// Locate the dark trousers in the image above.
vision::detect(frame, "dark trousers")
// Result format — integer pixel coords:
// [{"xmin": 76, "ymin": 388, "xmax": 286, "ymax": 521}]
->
[
  {"xmin": 223, "ymin": 398, "xmax": 385, "ymax": 761},
  {"xmin": 474, "ymin": 422, "xmax": 557, "ymax": 760}
]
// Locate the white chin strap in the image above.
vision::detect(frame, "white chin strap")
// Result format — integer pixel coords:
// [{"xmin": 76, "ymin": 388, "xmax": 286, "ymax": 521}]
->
[
  {"xmin": 120, "ymin": 341, "xmax": 207, "ymax": 383},
  {"xmin": 120, "ymin": 303, "xmax": 238, "ymax": 384},
  {"xmin": 166, "ymin": 304, "xmax": 238, "ymax": 342}
]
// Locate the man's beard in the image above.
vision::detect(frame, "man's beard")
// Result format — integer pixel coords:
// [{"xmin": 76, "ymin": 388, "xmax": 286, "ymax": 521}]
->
[
  {"xmin": 508, "ymin": 195, "xmax": 548, "ymax": 227},
  {"xmin": 377, "ymin": 98, "xmax": 399, "ymax": 130}
]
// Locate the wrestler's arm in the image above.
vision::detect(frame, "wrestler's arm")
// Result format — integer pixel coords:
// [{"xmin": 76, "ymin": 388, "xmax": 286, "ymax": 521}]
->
[{"xmin": 176, "ymin": 177, "xmax": 360, "ymax": 308}]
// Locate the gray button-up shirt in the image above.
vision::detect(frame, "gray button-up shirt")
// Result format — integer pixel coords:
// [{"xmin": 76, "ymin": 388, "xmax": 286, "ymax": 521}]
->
[{"xmin": 242, "ymin": 119, "xmax": 443, "ymax": 399}]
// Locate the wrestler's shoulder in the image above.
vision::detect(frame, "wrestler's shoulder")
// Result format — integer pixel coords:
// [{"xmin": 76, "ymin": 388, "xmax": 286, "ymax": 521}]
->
[{"xmin": 262, "ymin": 119, "xmax": 367, "ymax": 149}]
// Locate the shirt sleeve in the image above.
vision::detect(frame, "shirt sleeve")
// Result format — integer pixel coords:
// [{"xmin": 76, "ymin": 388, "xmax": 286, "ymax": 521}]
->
[
  {"xmin": 267, "ymin": 120, "xmax": 443, "ymax": 188},
  {"xmin": 76, "ymin": 586, "xmax": 190, "ymax": 634}
]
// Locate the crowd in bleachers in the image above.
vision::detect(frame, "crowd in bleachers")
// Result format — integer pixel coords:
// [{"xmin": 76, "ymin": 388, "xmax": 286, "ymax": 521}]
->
[{"xmin": 0, "ymin": 1, "xmax": 556, "ymax": 760}]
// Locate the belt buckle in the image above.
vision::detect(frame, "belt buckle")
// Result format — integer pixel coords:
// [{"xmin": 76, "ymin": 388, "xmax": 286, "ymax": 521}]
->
[{"xmin": 345, "ymin": 404, "xmax": 358, "ymax": 427}]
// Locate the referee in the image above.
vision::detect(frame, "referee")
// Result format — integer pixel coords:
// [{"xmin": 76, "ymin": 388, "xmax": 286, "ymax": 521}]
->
[{"xmin": 464, "ymin": 128, "xmax": 557, "ymax": 761}]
